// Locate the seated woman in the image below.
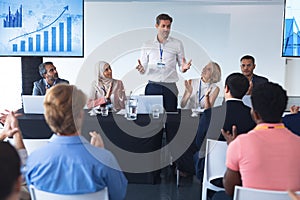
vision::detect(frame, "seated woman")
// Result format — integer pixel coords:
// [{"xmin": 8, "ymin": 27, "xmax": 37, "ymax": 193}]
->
[
  {"xmin": 87, "ymin": 61, "xmax": 126, "ymax": 111},
  {"xmin": 180, "ymin": 61, "xmax": 221, "ymax": 111}
]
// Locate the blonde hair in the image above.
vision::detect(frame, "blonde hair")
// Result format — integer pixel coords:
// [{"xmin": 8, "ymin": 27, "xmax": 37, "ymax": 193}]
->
[
  {"xmin": 209, "ymin": 61, "xmax": 221, "ymax": 83},
  {"xmin": 44, "ymin": 84, "xmax": 87, "ymax": 134}
]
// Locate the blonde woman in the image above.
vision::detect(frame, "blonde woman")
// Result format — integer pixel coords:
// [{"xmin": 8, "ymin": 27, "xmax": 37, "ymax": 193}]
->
[
  {"xmin": 180, "ymin": 61, "xmax": 221, "ymax": 112},
  {"xmin": 25, "ymin": 84, "xmax": 127, "ymax": 200}
]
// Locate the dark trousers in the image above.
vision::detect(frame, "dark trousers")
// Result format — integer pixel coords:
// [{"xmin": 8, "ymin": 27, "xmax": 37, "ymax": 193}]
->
[{"xmin": 145, "ymin": 81, "xmax": 178, "ymax": 112}]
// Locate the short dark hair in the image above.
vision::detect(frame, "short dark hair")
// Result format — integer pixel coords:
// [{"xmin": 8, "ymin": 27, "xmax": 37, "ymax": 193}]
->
[
  {"xmin": 38, "ymin": 61, "xmax": 53, "ymax": 77},
  {"xmin": 0, "ymin": 142, "xmax": 21, "ymax": 200},
  {"xmin": 251, "ymin": 82, "xmax": 288, "ymax": 123},
  {"xmin": 225, "ymin": 73, "xmax": 249, "ymax": 99},
  {"xmin": 156, "ymin": 13, "xmax": 173, "ymax": 25},
  {"xmin": 240, "ymin": 55, "xmax": 255, "ymax": 64}
]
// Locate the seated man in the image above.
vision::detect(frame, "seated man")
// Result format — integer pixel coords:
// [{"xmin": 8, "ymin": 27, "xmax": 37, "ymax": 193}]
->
[
  {"xmin": 194, "ymin": 73, "xmax": 256, "ymax": 181},
  {"xmin": 32, "ymin": 62, "xmax": 69, "ymax": 95},
  {"xmin": 240, "ymin": 55, "xmax": 268, "ymax": 95},
  {"xmin": 214, "ymin": 82, "xmax": 300, "ymax": 200},
  {"xmin": 25, "ymin": 84, "xmax": 127, "ymax": 200},
  {"xmin": 282, "ymin": 105, "xmax": 300, "ymax": 136}
]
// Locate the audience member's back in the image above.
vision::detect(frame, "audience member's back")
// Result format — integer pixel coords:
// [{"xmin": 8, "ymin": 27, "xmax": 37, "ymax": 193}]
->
[
  {"xmin": 195, "ymin": 73, "xmax": 256, "ymax": 181},
  {"xmin": 213, "ymin": 82, "xmax": 300, "ymax": 200},
  {"xmin": 226, "ymin": 82, "xmax": 300, "ymax": 192},
  {"xmin": 25, "ymin": 84, "xmax": 127, "ymax": 200},
  {"xmin": 196, "ymin": 73, "xmax": 256, "ymax": 148}
]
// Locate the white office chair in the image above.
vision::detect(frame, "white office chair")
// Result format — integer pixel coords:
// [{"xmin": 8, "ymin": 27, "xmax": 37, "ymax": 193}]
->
[
  {"xmin": 201, "ymin": 139, "xmax": 228, "ymax": 200},
  {"xmin": 7, "ymin": 138, "xmax": 49, "ymax": 155},
  {"xmin": 29, "ymin": 185, "xmax": 109, "ymax": 200},
  {"xmin": 233, "ymin": 186, "xmax": 300, "ymax": 200}
]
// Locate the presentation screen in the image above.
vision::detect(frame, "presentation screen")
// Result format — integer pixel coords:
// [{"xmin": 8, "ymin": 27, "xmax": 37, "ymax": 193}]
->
[
  {"xmin": 282, "ymin": 0, "xmax": 300, "ymax": 57},
  {"xmin": 0, "ymin": 0, "xmax": 83, "ymax": 57}
]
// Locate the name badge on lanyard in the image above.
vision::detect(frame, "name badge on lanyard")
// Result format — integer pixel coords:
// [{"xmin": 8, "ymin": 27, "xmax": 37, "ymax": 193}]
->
[{"xmin": 157, "ymin": 43, "xmax": 165, "ymax": 68}]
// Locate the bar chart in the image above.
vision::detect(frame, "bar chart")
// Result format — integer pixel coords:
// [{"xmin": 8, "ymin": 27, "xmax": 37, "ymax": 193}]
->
[
  {"xmin": 3, "ymin": 5, "xmax": 22, "ymax": 28},
  {"xmin": 11, "ymin": 16, "xmax": 72, "ymax": 53},
  {"xmin": 0, "ymin": 0, "xmax": 83, "ymax": 57},
  {"xmin": 283, "ymin": 18, "xmax": 300, "ymax": 57}
]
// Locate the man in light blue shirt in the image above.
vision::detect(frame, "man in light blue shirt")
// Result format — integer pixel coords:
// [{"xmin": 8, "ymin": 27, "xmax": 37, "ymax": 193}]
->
[{"xmin": 25, "ymin": 84, "xmax": 127, "ymax": 200}]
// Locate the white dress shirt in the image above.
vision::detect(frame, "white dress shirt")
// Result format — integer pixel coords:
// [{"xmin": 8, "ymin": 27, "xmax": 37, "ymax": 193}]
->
[{"xmin": 140, "ymin": 36, "xmax": 185, "ymax": 83}]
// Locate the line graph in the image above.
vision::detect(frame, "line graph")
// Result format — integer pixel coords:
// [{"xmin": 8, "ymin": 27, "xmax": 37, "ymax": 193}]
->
[{"xmin": 9, "ymin": 6, "xmax": 69, "ymax": 42}]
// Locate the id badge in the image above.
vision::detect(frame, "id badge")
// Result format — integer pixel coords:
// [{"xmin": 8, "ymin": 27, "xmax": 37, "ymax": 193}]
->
[{"xmin": 157, "ymin": 62, "xmax": 165, "ymax": 68}]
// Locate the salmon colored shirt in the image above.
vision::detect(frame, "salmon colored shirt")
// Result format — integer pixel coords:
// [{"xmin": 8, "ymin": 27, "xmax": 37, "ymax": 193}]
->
[{"xmin": 226, "ymin": 123, "xmax": 300, "ymax": 191}]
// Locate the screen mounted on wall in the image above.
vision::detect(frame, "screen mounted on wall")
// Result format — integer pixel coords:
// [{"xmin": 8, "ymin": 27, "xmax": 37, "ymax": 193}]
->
[
  {"xmin": 0, "ymin": 0, "xmax": 83, "ymax": 57},
  {"xmin": 282, "ymin": 0, "xmax": 300, "ymax": 57}
]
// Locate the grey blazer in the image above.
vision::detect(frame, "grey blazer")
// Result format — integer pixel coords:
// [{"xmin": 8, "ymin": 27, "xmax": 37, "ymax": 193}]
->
[{"xmin": 32, "ymin": 78, "xmax": 69, "ymax": 95}]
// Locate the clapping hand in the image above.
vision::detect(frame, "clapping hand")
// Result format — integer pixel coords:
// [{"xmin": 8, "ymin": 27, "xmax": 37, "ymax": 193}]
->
[
  {"xmin": 0, "ymin": 109, "xmax": 21, "ymax": 124},
  {"xmin": 221, "ymin": 125, "xmax": 238, "ymax": 145},
  {"xmin": 184, "ymin": 80, "xmax": 193, "ymax": 94},
  {"xmin": 288, "ymin": 190, "xmax": 300, "ymax": 200},
  {"xmin": 290, "ymin": 105, "xmax": 300, "ymax": 114},
  {"xmin": 204, "ymin": 87, "xmax": 213, "ymax": 109},
  {"xmin": 89, "ymin": 131, "xmax": 104, "ymax": 148},
  {"xmin": 0, "ymin": 111, "xmax": 21, "ymax": 140},
  {"xmin": 246, "ymin": 80, "xmax": 253, "ymax": 95}
]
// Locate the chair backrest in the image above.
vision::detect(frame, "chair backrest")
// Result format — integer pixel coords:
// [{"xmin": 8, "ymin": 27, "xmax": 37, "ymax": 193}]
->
[
  {"xmin": 234, "ymin": 186, "xmax": 300, "ymax": 200},
  {"xmin": 7, "ymin": 138, "xmax": 49, "ymax": 155},
  {"xmin": 205, "ymin": 139, "xmax": 228, "ymax": 181},
  {"xmin": 29, "ymin": 185, "xmax": 109, "ymax": 200},
  {"xmin": 202, "ymin": 139, "xmax": 228, "ymax": 200}
]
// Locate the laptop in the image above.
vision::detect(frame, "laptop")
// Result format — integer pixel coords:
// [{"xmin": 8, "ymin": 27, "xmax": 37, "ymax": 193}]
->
[
  {"xmin": 285, "ymin": 96, "xmax": 300, "ymax": 112},
  {"xmin": 22, "ymin": 95, "xmax": 45, "ymax": 114},
  {"xmin": 130, "ymin": 95, "xmax": 164, "ymax": 114}
]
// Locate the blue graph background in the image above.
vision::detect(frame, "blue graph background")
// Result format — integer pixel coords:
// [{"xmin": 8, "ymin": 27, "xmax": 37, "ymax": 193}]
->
[
  {"xmin": 0, "ymin": 0, "xmax": 83, "ymax": 57},
  {"xmin": 283, "ymin": 0, "xmax": 300, "ymax": 57}
]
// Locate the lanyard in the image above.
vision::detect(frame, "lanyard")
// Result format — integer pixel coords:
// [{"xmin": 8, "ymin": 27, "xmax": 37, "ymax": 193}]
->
[
  {"xmin": 198, "ymin": 80, "xmax": 204, "ymax": 103},
  {"xmin": 254, "ymin": 124, "xmax": 285, "ymax": 130},
  {"xmin": 159, "ymin": 43, "xmax": 163, "ymax": 62},
  {"xmin": 198, "ymin": 80, "xmax": 210, "ymax": 104},
  {"xmin": 101, "ymin": 86, "xmax": 107, "ymax": 96}
]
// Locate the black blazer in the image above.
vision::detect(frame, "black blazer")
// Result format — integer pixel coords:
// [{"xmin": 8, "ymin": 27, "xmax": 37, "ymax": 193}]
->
[
  {"xmin": 196, "ymin": 99, "xmax": 256, "ymax": 148},
  {"xmin": 282, "ymin": 113, "xmax": 300, "ymax": 136}
]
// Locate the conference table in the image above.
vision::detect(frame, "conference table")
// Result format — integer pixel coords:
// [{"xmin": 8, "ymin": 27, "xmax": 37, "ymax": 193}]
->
[{"xmin": 17, "ymin": 109, "xmax": 199, "ymax": 184}]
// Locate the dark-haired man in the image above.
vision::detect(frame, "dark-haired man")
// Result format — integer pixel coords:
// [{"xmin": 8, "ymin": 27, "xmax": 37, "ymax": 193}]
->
[
  {"xmin": 136, "ymin": 13, "xmax": 192, "ymax": 112},
  {"xmin": 240, "ymin": 55, "xmax": 268, "ymax": 95},
  {"xmin": 0, "ymin": 142, "xmax": 22, "ymax": 200},
  {"xmin": 194, "ymin": 73, "xmax": 256, "ymax": 181},
  {"xmin": 32, "ymin": 62, "xmax": 69, "ymax": 95},
  {"xmin": 214, "ymin": 82, "xmax": 300, "ymax": 200}
]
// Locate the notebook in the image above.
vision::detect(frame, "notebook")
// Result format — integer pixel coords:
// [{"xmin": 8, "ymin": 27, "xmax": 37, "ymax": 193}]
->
[
  {"xmin": 22, "ymin": 95, "xmax": 45, "ymax": 114},
  {"xmin": 130, "ymin": 95, "xmax": 164, "ymax": 114}
]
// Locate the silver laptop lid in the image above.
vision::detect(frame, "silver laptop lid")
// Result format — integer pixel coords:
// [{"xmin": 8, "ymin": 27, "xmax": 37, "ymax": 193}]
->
[
  {"xmin": 22, "ymin": 95, "xmax": 45, "ymax": 114},
  {"xmin": 130, "ymin": 95, "xmax": 163, "ymax": 114}
]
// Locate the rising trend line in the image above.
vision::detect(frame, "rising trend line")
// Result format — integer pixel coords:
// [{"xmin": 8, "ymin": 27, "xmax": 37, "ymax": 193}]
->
[{"xmin": 9, "ymin": 5, "xmax": 69, "ymax": 42}]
